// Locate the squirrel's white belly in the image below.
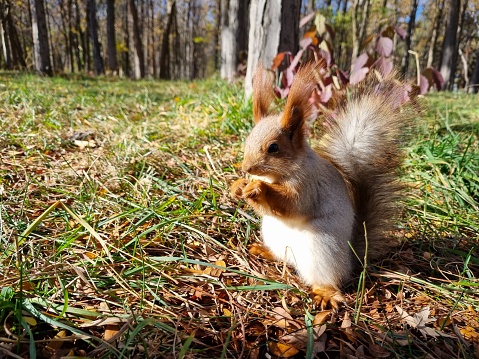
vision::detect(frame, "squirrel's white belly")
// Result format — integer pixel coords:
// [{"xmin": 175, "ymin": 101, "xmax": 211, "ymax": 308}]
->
[{"xmin": 261, "ymin": 215, "xmax": 350, "ymax": 287}]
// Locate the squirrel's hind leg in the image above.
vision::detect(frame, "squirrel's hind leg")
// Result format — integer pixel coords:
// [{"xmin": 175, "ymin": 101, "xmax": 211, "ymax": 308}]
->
[
  {"xmin": 248, "ymin": 242, "xmax": 276, "ymax": 261},
  {"xmin": 312, "ymin": 285, "xmax": 345, "ymax": 311}
]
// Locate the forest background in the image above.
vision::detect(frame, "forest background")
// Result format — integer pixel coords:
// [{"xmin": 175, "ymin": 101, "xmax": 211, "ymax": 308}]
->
[{"xmin": 1, "ymin": 0, "xmax": 478, "ymax": 93}]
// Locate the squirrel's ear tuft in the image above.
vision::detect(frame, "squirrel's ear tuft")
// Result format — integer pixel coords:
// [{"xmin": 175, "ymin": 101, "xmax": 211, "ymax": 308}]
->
[
  {"xmin": 252, "ymin": 65, "xmax": 275, "ymax": 123},
  {"xmin": 280, "ymin": 63, "xmax": 320, "ymax": 139}
]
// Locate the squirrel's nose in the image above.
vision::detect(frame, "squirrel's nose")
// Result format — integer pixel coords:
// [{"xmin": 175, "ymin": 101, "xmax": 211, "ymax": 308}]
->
[{"xmin": 242, "ymin": 162, "xmax": 252, "ymax": 173}]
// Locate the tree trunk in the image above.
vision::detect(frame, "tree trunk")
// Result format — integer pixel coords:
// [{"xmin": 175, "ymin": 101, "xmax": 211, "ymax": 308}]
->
[
  {"xmin": 351, "ymin": 0, "xmax": 371, "ymax": 65},
  {"xmin": 106, "ymin": 0, "xmax": 118, "ymax": 74},
  {"xmin": 450, "ymin": 0, "xmax": 468, "ymax": 89},
  {"xmin": 469, "ymin": 48, "xmax": 479, "ymax": 94},
  {"xmin": 400, "ymin": 0, "xmax": 419, "ymax": 76},
  {"xmin": 244, "ymin": 0, "xmax": 282, "ymax": 98},
  {"xmin": 278, "ymin": 0, "xmax": 300, "ymax": 54},
  {"xmin": 87, "ymin": 0, "xmax": 103, "ymax": 75},
  {"xmin": 440, "ymin": 0, "xmax": 461, "ymax": 90},
  {"xmin": 31, "ymin": 0, "xmax": 53, "ymax": 76},
  {"xmin": 426, "ymin": 0, "xmax": 443, "ymax": 68},
  {"xmin": 128, "ymin": 0, "xmax": 144, "ymax": 78},
  {"xmin": 159, "ymin": 0, "xmax": 176, "ymax": 79},
  {"xmin": 0, "ymin": 1, "xmax": 26, "ymax": 69},
  {"xmin": 220, "ymin": 0, "xmax": 249, "ymax": 79}
]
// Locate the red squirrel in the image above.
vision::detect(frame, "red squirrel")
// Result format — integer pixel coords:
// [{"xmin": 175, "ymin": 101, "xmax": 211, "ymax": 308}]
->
[{"xmin": 231, "ymin": 63, "xmax": 411, "ymax": 309}]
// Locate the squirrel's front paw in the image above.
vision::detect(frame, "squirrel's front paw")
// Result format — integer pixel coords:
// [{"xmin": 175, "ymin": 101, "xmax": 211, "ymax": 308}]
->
[
  {"xmin": 231, "ymin": 178, "xmax": 248, "ymax": 199},
  {"xmin": 311, "ymin": 285, "xmax": 345, "ymax": 311},
  {"xmin": 242, "ymin": 180, "xmax": 264, "ymax": 199}
]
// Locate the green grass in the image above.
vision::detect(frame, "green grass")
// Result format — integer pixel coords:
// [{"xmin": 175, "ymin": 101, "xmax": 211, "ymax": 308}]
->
[{"xmin": 0, "ymin": 73, "xmax": 478, "ymax": 358}]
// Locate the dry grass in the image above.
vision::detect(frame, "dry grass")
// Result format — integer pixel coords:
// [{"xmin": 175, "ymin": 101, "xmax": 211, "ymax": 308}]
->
[{"xmin": 0, "ymin": 73, "xmax": 478, "ymax": 358}]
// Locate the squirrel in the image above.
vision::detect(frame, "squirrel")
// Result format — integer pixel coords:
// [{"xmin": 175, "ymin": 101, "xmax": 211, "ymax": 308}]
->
[{"xmin": 231, "ymin": 63, "xmax": 411, "ymax": 309}]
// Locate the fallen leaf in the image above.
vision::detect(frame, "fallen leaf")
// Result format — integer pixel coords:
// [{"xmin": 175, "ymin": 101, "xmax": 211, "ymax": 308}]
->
[
  {"xmin": 46, "ymin": 330, "xmax": 67, "ymax": 350},
  {"xmin": 369, "ymin": 343, "xmax": 390, "ymax": 358},
  {"xmin": 313, "ymin": 310, "xmax": 331, "ymax": 325},
  {"xmin": 341, "ymin": 311, "xmax": 352, "ymax": 329},
  {"xmin": 104, "ymin": 324, "xmax": 119, "ymax": 341},
  {"xmin": 269, "ymin": 342, "xmax": 299, "ymax": 357}
]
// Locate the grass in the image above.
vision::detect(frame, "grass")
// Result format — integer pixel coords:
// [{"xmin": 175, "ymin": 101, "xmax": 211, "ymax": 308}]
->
[{"xmin": 0, "ymin": 72, "xmax": 478, "ymax": 358}]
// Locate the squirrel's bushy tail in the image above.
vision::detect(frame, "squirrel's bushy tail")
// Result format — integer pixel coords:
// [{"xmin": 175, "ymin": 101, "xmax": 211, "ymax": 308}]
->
[{"xmin": 317, "ymin": 77, "xmax": 412, "ymax": 260}]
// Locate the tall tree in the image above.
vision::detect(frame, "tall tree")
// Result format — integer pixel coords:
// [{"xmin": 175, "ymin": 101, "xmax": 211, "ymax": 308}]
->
[
  {"xmin": 0, "ymin": 1, "xmax": 26, "ymax": 69},
  {"xmin": 426, "ymin": 0, "xmax": 444, "ymax": 68},
  {"xmin": 128, "ymin": 0, "xmax": 144, "ymax": 78},
  {"xmin": 351, "ymin": 0, "xmax": 372, "ymax": 64},
  {"xmin": 469, "ymin": 48, "xmax": 479, "ymax": 94},
  {"xmin": 106, "ymin": 0, "xmax": 118, "ymax": 74},
  {"xmin": 87, "ymin": 0, "xmax": 104, "ymax": 75},
  {"xmin": 159, "ymin": 0, "xmax": 177, "ymax": 79},
  {"xmin": 401, "ymin": 0, "xmax": 419, "ymax": 76},
  {"xmin": 30, "ymin": 0, "xmax": 53, "ymax": 76},
  {"xmin": 245, "ymin": 0, "xmax": 300, "ymax": 98},
  {"xmin": 440, "ymin": 0, "xmax": 461, "ymax": 89},
  {"xmin": 220, "ymin": 0, "xmax": 250, "ymax": 81}
]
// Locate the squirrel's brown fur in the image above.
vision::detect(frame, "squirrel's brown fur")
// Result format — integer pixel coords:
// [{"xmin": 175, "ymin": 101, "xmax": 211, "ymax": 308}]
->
[{"xmin": 231, "ymin": 63, "xmax": 412, "ymax": 309}]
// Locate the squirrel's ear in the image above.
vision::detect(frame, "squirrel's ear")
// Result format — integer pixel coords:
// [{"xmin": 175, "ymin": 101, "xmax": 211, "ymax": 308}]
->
[
  {"xmin": 280, "ymin": 64, "xmax": 319, "ymax": 139},
  {"xmin": 252, "ymin": 65, "xmax": 275, "ymax": 123}
]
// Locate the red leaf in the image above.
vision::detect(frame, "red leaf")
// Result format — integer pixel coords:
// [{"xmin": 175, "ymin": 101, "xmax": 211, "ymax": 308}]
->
[
  {"xmin": 272, "ymin": 53, "xmax": 285, "ymax": 71},
  {"xmin": 376, "ymin": 37, "xmax": 393, "ymax": 57},
  {"xmin": 290, "ymin": 49, "xmax": 304, "ymax": 71},
  {"xmin": 419, "ymin": 75, "xmax": 429, "ymax": 94},
  {"xmin": 350, "ymin": 67, "xmax": 369, "ymax": 85},
  {"xmin": 299, "ymin": 37, "xmax": 313, "ymax": 49},
  {"xmin": 423, "ymin": 67, "xmax": 444, "ymax": 91},
  {"xmin": 381, "ymin": 25, "xmax": 395, "ymax": 39},
  {"xmin": 395, "ymin": 25, "xmax": 407, "ymax": 40},
  {"xmin": 317, "ymin": 48, "xmax": 332, "ymax": 67},
  {"xmin": 375, "ymin": 56, "xmax": 393, "ymax": 76},
  {"xmin": 300, "ymin": 11, "xmax": 316, "ymax": 28},
  {"xmin": 320, "ymin": 85, "xmax": 332, "ymax": 103},
  {"xmin": 352, "ymin": 53, "xmax": 371, "ymax": 72}
]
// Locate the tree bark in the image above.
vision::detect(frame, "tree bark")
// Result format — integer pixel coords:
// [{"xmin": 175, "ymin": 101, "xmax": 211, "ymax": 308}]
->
[
  {"xmin": 159, "ymin": 0, "xmax": 176, "ymax": 79},
  {"xmin": 0, "ymin": 1, "xmax": 26, "ymax": 69},
  {"xmin": 106, "ymin": 0, "xmax": 118, "ymax": 74},
  {"xmin": 426, "ymin": 0, "xmax": 443, "ymax": 68},
  {"xmin": 220, "ymin": 0, "xmax": 250, "ymax": 81},
  {"xmin": 469, "ymin": 47, "xmax": 479, "ymax": 94},
  {"xmin": 244, "ymin": 0, "xmax": 282, "ymax": 98},
  {"xmin": 400, "ymin": 0, "xmax": 419, "ymax": 77},
  {"xmin": 31, "ymin": 0, "xmax": 53, "ymax": 76},
  {"xmin": 278, "ymin": 0, "xmax": 300, "ymax": 54},
  {"xmin": 351, "ymin": 0, "xmax": 372, "ymax": 65},
  {"xmin": 440, "ymin": 0, "xmax": 461, "ymax": 90},
  {"xmin": 87, "ymin": 0, "xmax": 103, "ymax": 75},
  {"xmin": 128, "ymin": 0, "xmax": 144, "ymax": 78}
]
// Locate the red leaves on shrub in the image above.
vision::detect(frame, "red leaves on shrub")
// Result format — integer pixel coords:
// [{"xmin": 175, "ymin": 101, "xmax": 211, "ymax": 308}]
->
[{"xmin": 376, "ymin": 37, "xmax": 393, "ymax": 57}]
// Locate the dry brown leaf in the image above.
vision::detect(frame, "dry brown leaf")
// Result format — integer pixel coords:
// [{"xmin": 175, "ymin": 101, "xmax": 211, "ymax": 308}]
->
[
  {"xmin": 104, "ymin": 324, "xmax": 119, "ymax": 341},
  {"xmin": 203, "ymin": 260, "xmax": 226, "ymax": 277},
  {"xmin": 341, "ymin": 311, "xmax": 352, "ymax": 329},
  {"xmin": 282, "ymin": 324, "xmax": 327, "ymax": 354},
  {"xmin": 460, "ymin": 326, "xmax": 479, "ymax": 342},
  {"xmin": 435, "ymin": 316, "xmax": 452, "ymax": 328},
  {"xmin": 313, "ymin": 310, "xmax": 331, "ymax": 325},
  {"xmin": 268, "ymin": 342, "xmax": 299, "ymax": 358},
  {"xmin": 46, "ymin": 330, "xmax": 67, "ymax": 350},
  {"xmin": 368, "ymin": 343, "xmax": 390, "ymax": 358}
]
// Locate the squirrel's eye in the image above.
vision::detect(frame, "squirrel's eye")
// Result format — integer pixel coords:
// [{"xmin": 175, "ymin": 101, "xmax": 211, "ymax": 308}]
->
[{"xmin": 268, "ymin": 143, "xmax": 279, "ymax": 153}]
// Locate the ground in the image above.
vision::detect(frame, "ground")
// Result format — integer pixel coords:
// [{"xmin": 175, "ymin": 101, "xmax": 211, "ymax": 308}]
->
[{"xmin": 0, "ymin": 72, "xmax": 478, "ymax": 358}]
